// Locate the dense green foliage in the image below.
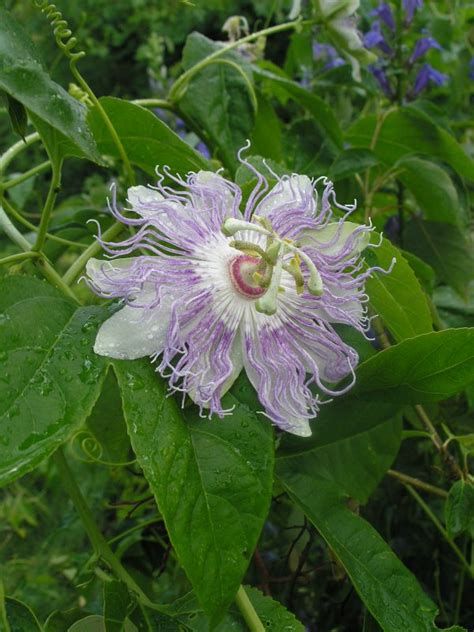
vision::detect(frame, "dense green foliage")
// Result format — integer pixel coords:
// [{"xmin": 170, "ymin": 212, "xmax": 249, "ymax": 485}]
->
[{"xmin": 0, "ymin": 1, "xmax": 473, "ymax": 630}]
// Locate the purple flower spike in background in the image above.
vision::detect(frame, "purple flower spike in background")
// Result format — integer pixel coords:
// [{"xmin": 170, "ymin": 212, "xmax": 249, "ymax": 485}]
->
[
  {"xmin": 363, "ymin": 21, "xmax": 392, "ymax": 55},
  {"xmin": 403, "ymin": 0, "xmax": 423, "ymax": 23},
  {"xmin": 469, "ymin": 58, "xmax": 474, "ymax": 80},
  {"xmin": 369, "ymin": 64, "xmax": 393, "ymax": 98},
  {"xmin": 369, "ymin": 2, "xmax": 395, "ymax": 31},
  {"xmin": 87, "ymin": 150, "xmax": 392, "ymax": 437},
  {"xmin": 409, "ymin": 36, "xmax": 442, "ymax": 64},
  {"xmin": 313, "ymin": 42, "xmax": 345, "ymax": 71},
  {"xmin": 412, "ymin": 63, "xmax": 448, "ymax": 96}
]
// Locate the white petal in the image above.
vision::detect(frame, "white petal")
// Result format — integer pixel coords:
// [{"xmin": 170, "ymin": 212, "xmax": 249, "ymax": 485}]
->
[
  {"xmin": 94, "ymin": 295, "xmax": 172, "ymax": 360},
  {"xmin": 256, "ymin": 175, "xmax": 313, "ymax": 219},
  {"xmin": 193, "ymin": 170, "xmax": 236, "ymax": 214},
  {"xmin": 86, "ymin": 257, "xmax": 136, "ymax": 294},
  {"xmin": 300, "ymin": 221, "xmax": 370, "ymax": 258},
  {"xmin": 127, "ymin": 185, "xmax": 164, "ymax": 218}
]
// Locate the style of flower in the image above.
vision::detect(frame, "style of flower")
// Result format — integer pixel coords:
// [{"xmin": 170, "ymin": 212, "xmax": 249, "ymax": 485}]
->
[
  {"xmin": 412, "ymin": 63, "xmax": 448, "ymax": 96},
  {"xmin": 87, "ymin": 152, "xmax": 389, "ymax": 437}
]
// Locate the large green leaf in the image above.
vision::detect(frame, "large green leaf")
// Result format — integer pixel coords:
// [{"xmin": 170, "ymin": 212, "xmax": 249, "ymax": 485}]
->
[
  {"xmin": 178, "ymin": 33, "xmax": 255, "ymax": 172},
  {"xmin": 115, "ymin": 360, "xmax": 274, "ymax": 625},
  {"xmin": 346, "ymin": 107, "xmax": 474, "ymax": 180},
  {"xmin": 88, "ymin": 97, "xmax": 209, "ymax": 177},
  {"xmin": 397, "ymin": 157, "xmax": 461, "ymax": 225},
  {"xmin": 353, "ymin": 329, "xmax": 474, "ymax": 403},
  {"xmin": 254, "ymin": 65, "xmax": 343, "ymax": 151},
  {"xmin": 365, "ymin": 238, "xmax": 432, "ymax": 342},
  {"xmin": 0, "ymin": 9, "xmax": 99, "ymax": 162},
  {"xmin": 4, "ymin": 597, "xmax": 42, "ymax": 632},
  {"xmin": 0, "ymin": 276, "xmax": 109, "ymax": 487},
  {"xmin": 278, "ymin": 478, "xmax": 463, "ymax": 632},
  {"xmin": 404, "ymin": 219, "xmax": 473, "ymax": 297},
  {"xmin": 277, "ymin": 399, "xmax": 401, "ymax": 504}
]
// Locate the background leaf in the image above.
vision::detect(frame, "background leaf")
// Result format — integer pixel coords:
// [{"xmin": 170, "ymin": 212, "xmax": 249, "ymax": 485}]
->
[
  {"xmin": 115, "ymin": 360, "xmax": 274, "ymax": 625},
  {"xmin": 178, "ymin": 32, "xmax": 255, "ymax": 172},
  {"xmin": 0, "ymin": 276, "xmax": 109, "ymax": 487},
  {"xmin": 353, "ymin": 329, "xmax": 474, "ymax": 403},
  {"xmin": 445, "ymin": 480, "xmax": 474, "ymax": 539}
]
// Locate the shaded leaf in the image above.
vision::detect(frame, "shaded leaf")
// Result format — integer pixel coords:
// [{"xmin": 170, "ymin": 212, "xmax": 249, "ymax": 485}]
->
[
  {"xmin": 115, "ymin": 360, "xmax": 274, "ymax": 625},
  {"xmin": 5, "ymin": 597, "xmax": 42, "ymax": 632},
  {"xmin": 5, "ymin": 93, "xmax": 27, "ymax": 139},
  {"xmin": 329, "ymin": 148, "xmax": 378, "ymax": 181},
  {"xmin": 445, "ymin": 480, "xmax": 474, "ymax": 538},
  {"xmin": 0, "ymin": 276, "xmax": 109, "ymax": 487}
]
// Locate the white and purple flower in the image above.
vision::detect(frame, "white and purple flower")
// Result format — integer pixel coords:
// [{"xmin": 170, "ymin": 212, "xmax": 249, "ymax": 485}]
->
[{"xmin": 87, "ymin": 154, "xmax": 388, "ymax": 437}]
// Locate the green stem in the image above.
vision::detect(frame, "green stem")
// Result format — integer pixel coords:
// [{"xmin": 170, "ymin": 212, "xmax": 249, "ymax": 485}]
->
[
  {"xmin": 387, "ymin": 469, "xmax": 448, "ymax": 498},
  {"xmin": 62, "ymin": 221, "xmax": 124, "ymax": 286},
  {"xmin": 235, "ymin": 586, "xmax": 265, "ymax": 632},
  {"xmin": 132, "ymin": 98, "xmax": 174, "ymax": 110},
  {"xmin": 405, "ymin": 485, "xmax": 473, "ymax": 578},
  {"xmin": 168, "ymin": 18, "xmax": 310, "ymax": 103},
  {"xmin": 0, "ymin": 133, "xmax": 40, "ymax": 177},
  {"xmin": 53, "ymin": 448, "xmax": 155, "ymax": 604},
  {"xmin": 33, "ymin": 160, "xmax": 62, "ymax": 252},
  {"xmin": 2, "ymin": 196, "xmax": 88, "ymax": 250},
  {"xmin": 0, "ymin": 579, "xmax": 11, "ymax": 632},
  {"xmin": 1, "ymin": 160, "xmax": 51, "ymax": 191},
  {"xmin": 0, "ymin": 251, "xmax": 40, "ymax": 267},
  {"xmin": 453, "ymin": 536, "xmax": 467, "ymax": 624}
]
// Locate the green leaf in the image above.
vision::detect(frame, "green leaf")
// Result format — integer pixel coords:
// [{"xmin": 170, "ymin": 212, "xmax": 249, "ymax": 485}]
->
[
  {"xmin": 365, "ymin": 238, "xmax": 432, "ymax": 342},
  {"xmin": 114, "ymin": 360, "xmax": 274, "ymax": 625},
  {"xmin": 400, "ymin": 250, "xmax": 436, "ymax": 294},
  {"xmin": 404, "ymin": 219, "xmax": 473, "ymax": 297},
  {"xmin": 278, "ymin": 478, "xmax": 459, "ymax": 632},
  {"xmin": 277, "ymin": 399, "xmax": 401, "ymax": 504},
  {"xmin": 347, "ymin": 107, "xmax": 474, "ymax": 180},
  {"xmin": 249, "ymin": 93, "xmax": 283, "ymax": 162},
  {"xmin": 88, "ymin": 97, "xmax": 209, "ymax": 177},
  {"xmin": 29, "ymin": 113, "xmax": 88, "ymax": 166},
  {"xmin": 178, "ymin": 33, "xmax": 255, "ymax": 172},
  {"xmin": 67, "ymin": 615, "xmax": 137, "ymax": 632},
  {"xmin": 4, "ymin": 93, "xmax": 27, "ymax": 139},
  {"xmin": 353, "ymin": 329, "xmax": 474, "ymax": 403},
  {"xmin": 5, "ymin": 597, "xmax": 42, "ymax": 632},
  {"xmin": 254, "ymin": 65, "xmax": 343, "ymax": 151},
  {"xmin": 86, "ymin": 369, "xmax": 131, "ymax": 464},
  {"xmin": 397, "ymin": 157, "xmax": 461, "ymax": 225},
  {"xmin": 103, "ymin": 580, "xmax": 130, "ymax": 632},
  {"xmin": 45, "ymin": 609, "xmax": 94, "ymax": 632},
  {"xmin": 0, "ymin": 8, "xmax": 100, "ymax": 162},
  {"xmin": 329, "ymin": 148, "xmax": 379, "ymax": 181},
  {"xmin": 167, "ymin": 587, "xmax": 305, "ymax": 631},
  {"xmin": 445, "ymin": 480, "xmax": 474, "ymax": 538},
  {"xmin": 0, "ymin": 276, "xmax": 109, "ymax": 487}
]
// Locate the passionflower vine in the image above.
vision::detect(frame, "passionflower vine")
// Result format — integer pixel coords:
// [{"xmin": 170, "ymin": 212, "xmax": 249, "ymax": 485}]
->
[{"xmin": 87, "ymin": 152, "xmax": 389, "ymax": 437}]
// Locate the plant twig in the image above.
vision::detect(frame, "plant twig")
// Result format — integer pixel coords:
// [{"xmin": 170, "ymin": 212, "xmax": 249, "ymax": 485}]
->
[
  {"xmin": 387, "ymin": 469, "xmax": 448, "ymax": 498},
  {"xmin": 234, "ymin": 586, "xmax": 265, "ymax": 632}
]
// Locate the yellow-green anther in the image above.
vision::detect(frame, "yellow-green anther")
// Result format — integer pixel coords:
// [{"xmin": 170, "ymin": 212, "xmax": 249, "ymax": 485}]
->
[
  {"xmin": 265, "ymin": 241, "xmax": 281, "ymax": 264},
  {"xmin": 255, "ymin": 244, "xmax": 284, "ymax": 315},
  {"xmin": 288, "ymin": 245, "xmax": 324, "ymax": 296},
  {"xmin": 253, "ymin": 215, "xmax": 273, "ymax": 232},
  {"xmin": 284, "ymin": 257, "xmax": 305, "ymax": 295},
  {"xmin": 222, "ymin": 217, "xmax": 270, "ymax": 238}
]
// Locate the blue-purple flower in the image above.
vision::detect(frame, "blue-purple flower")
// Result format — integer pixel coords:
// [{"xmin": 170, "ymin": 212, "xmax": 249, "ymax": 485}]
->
[
  {"xmin": 403, "ymin": 0, "xmax": 423, "ymax": 23},
  {"xmin": 87, "ymin": 156, "xmax": 387, "ymax": 437},
  {"xmin": 313, "ymin": 42, "xmax": 346, "ymax": 71},
  {"xmin": 409, "ymin": 36, "xmax": 442, "ymax": 64},
  {"xmin": 363, "ymin": 20, "xmax": 392, "ymax": 55},
  {"xmin": 412, "ymin": 63, "xmax": 448, "ymax": 96},
  {"xmin": 369, "ymin": 3, "xmax": 395, "ymax": 31},
  {"xmin": 369, "ymin": 64, "xmax": 393, "ymax": 98}
]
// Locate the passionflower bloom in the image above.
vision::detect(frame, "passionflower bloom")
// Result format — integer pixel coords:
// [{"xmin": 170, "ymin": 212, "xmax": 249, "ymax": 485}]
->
[{"xmin": 87, "ymin": 153, "xmax": 389, "ymax": 437}]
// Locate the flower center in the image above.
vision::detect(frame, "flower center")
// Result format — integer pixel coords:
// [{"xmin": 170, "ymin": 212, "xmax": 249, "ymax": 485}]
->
[{"xmin": 229, "ymin": 255, "xmax": 266, "ymax": 299}]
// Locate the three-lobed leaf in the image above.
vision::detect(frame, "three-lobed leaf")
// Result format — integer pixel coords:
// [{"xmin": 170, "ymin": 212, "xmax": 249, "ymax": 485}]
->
[
  {"xmin": 0, "ymin": 277, "xmax": 109, "ymax": 487},
  {"xmin": 114, "ymin": 360, "xmax": 274, "ymax": 626}
]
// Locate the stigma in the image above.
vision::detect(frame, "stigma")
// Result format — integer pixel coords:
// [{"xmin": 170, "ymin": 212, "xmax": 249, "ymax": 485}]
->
[{"xmin": 229, "ymin": 255, "xmax": 266, "ymax": 299}]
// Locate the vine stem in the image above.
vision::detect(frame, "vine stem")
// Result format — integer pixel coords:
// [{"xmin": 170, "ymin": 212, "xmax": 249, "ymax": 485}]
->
[
  {"xmin": 168, "ymin": 18, "xmax": 312, "ymax": 103},
  {"xmin": 405, "ymin": 484, "xmax": 473, "ymax": 578},
  {"xmin": 387, "ymin": 469, "xmax": 448, "ymax": 498},
  {"xmin": 235, "ymin": 586, "xmax": 265, "ymax": 632},
  {"xmin": 0, "ymin": 205, "xmax": 78, "ymax": 302},
  {"xmin": 32, "ymin": 160, "xmax": 62, "ymax": 252},
  {"xmin": 0, "ymin": 160, "xmax": 51, "ymax": 191},
  {"xmin": 0, "ymin": 133, "xmax": 40, "ymax": 177},
  {"xmin": 53, "ymin": 447, "xmax": 157, "ymax": 605}
]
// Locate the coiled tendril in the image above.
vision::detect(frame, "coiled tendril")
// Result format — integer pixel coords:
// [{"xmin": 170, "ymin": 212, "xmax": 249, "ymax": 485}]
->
[{"xmin": 34, "ymin": 0, "xmax": 86, "ymax": 66}]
